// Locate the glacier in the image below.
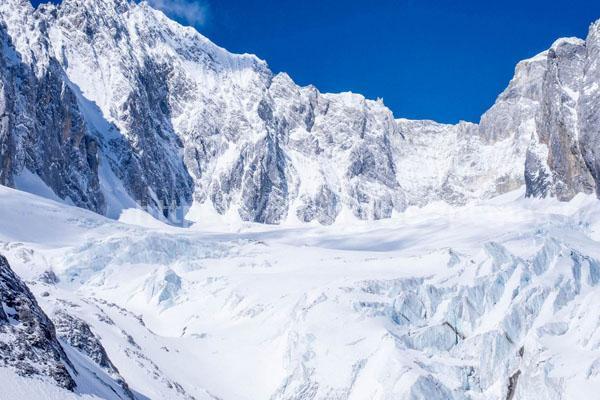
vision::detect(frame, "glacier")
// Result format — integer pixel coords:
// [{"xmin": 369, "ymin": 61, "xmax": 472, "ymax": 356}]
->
[
  {"xmin": 0, "ymin": 184, "xmax": 600, "ymax": 399},
  {"xmin": 0, "ymin": 0, "xmax": 600, "ymax": 399}
]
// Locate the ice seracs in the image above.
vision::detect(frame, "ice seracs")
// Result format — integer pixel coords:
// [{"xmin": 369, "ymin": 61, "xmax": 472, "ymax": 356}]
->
[
  {"xmin": 1, "ymin": 185, "xmax": 600, "ymax": 399},
  {"xmin": 1, "ymin": 1, "xmax": 600, "ymax": 398}
]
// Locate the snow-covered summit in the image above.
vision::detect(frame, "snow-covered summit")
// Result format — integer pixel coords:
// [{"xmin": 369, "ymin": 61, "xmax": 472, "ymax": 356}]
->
[
  {"xmin": 0, "ymin": 0, "xmax": 600, "ymax": 226},
  {"xmin": 2, "ymin": 3, "xmax": 600, "ymax": 398}
]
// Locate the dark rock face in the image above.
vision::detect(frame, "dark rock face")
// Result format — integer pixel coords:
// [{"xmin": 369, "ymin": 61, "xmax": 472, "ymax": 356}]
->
[
  {"xmin": 523, "ymin": 29, "xmax": 600, "ymax": 201},
  {"xmin": 580, "ymin": 21, "xmax": 600, "ymax": 197},
  {"xmin": 506, "ymin": 370, "xmax": 521, "ymax": 400},
  {"xmin": 54, "ymin": 311, "xmax": 135, "ymax": 399},
  {"xmin": 0, "ymin": 1, "xmax": 193, "ymax": 222},
  {"xmin": 0, "ymin": 43, "xmax": 14, "ymax": 187},
  {"xmin": 526, "ymin": 39, "xmax": 595, "ymax": 200},
  {"xmin": 30, "ymin": 60, "xmax": 105, "ymax": 212},
  {"xmin": 210, "ymin": 134, "xmax": 291, "ymax": 224},
  {"xmin": 0, "ymin": 255, "xmax": 76, "ymax": 390},
  {"xmin": 238, "ymin": 135, "xmax": 290, "ymax": 224},
  {"xmin": 104, "ymin": 58, "xmax": 194, "ymax": 222},
  {"xmin": 56, "ymin": 0, "xmax": 194, "ymax": 222},
  {"xmin": 296, "ymin": 185, "xmax": 340, "ymax": 225},
  {"xmin": 0, "ymin": 21, "xmax": 104, "ymax": 213}
]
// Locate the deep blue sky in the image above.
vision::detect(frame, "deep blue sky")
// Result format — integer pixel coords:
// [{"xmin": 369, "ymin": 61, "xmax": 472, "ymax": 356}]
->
[{"xmin": 32, "ymin": 0, "xmax": 600, "ymax": 123}]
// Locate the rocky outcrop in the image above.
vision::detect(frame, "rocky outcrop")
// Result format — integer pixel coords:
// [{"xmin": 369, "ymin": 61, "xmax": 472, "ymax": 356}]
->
[
  {"xmin": 0, "ymin": 14, "xmax": 104, "ymax": 213},
  {"xmin": 0, "ymin": 254, "xmax": 76, "ymax": 390},
  {"xmin": 0, "ymin": 0, "xmax": 193, "ymax": 221},
  {"xmin": 482, "ymin": 48, "xmax": 548, "ymax": 198},
  {"xmin": 54, "ymin": 310, "xmax": 135, "ymax": 399},
  {"xmin": 526, "ymin": 38, "xmax": 595, "ymax": 199},
  {"xmin": 580, "ymin": 20, "xmax": 600, "ymax": 197}
]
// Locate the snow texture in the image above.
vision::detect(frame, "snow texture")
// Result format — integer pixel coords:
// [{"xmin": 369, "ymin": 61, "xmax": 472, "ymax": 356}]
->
[
  {"xmin": 0, "ymin": 1, "xmax": 600, "ymax": 399},
  {"xmin": 0, "ymin": 184, "xmax": 599, "ymax": 399}
]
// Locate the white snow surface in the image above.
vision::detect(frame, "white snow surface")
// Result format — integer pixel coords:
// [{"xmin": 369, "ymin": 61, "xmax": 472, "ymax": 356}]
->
[{"xmin": 0, "ymin": 185, "xmax": 599, "ymax": 399}]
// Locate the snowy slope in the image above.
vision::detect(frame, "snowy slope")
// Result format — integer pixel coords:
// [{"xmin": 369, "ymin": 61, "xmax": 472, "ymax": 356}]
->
[
  {"xmin": 0, "ymin": 185, "xmax": 599, "ymax": 399},
  {"xmin": 0, "ymin": 1, "xmax": 600, "ymax": 398}
]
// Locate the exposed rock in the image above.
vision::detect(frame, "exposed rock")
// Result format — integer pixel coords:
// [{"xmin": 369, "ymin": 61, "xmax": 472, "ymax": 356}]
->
[
  {"xmin": 526, "ymin": 38, "xmax": 595, "ymax": 199},
  {"xmin": 0, "ymin": 0, "xmax": 599, "ymax": 226},
  {"xmin": 53, "ymin": 310, "xmax": 134, "ymax": 399},
  {"xmin": 38, "ymin": 269, "xmax": 59, "ymax": 285},
  {"xmin": 580, "ymin": 20, "xmax": 600, "ymax": 197},
  {"xmin": 506, "ymin": 370, "xmax": 521, "ymax": 400},
  {"xmin": 0, "ymin": 254, "xmax": 76, "ymax": 390},
  {"xmin": 0, "ymin": 14, "xmax": 104, "ymax": 213}
]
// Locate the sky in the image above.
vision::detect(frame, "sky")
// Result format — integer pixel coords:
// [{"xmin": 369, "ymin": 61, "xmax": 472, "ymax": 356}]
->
[{"xmin": 31, "ymin": 0, "xmax": 600, "ymax": 123}]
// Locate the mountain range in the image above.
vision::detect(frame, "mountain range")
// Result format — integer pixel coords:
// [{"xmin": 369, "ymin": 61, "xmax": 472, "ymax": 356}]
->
[
  {"xmin": 1, "ymin": 1, "xmax": 600, "ymax": 400},
  {"xmin": 1, "ymin": 0, "xmax": 599, "ymax": 225}
]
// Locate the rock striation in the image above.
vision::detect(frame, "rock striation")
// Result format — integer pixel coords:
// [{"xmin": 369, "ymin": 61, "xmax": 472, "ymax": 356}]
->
[{"xmin": 0, "ymin": 254, "xmax": 76, "ymax": 390}]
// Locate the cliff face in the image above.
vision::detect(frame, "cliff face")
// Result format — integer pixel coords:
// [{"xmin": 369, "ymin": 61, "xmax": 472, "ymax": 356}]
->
[
  {"xmin": 526, "ymin": 38, "xmax": 595, "ymax": 200},
  {"xmin": 580, "ymin": 20, "xmax": 600, "ymax": 197},
  {"xmin": 0, "ymin": 0, "xmax": 599, "ymax": 225},
  {"xmin": 0, "ymin": 8, "xmax": 104, "ymax": 213},
  {"xmin": 0, "ymin": 254, "xmax": 76, "ymax": 390}
]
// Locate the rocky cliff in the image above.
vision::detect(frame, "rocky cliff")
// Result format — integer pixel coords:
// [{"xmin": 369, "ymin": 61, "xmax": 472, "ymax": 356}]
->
[
  {"xmin": 0, "ymin": 0, "xmax": 599, "ymax": 225},
  {"xmin": 0, "ymin": 254, "xmax": 76, "ymax": 390}
]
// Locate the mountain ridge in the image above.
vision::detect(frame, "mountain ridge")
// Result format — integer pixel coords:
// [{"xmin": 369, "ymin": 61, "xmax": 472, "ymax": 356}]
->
[{"xmin": 0, "ymin": 0, "xmax": 599, "ymax": 225}]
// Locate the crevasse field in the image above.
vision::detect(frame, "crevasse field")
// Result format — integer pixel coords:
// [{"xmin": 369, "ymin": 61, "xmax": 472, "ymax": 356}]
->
[{"xmin": 1, "ymin": 184, "xmax": 599, "ymax": 400}]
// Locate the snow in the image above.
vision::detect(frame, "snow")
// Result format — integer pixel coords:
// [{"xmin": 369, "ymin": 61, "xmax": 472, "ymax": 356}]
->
[
  {"xmin": 0, "ymin": 369, "xmax": 102, "ymax": 400},
  {"xmin": 0, "ymin": 1, "xmax": 599, "ymax": 397},
  {"xmin": 0, "ymin": 184, "xmax": 599, "ymax": 399},
  {"xmin": 551, "ymin": 37, "xmax": 586, "ymax": 50},
  {"xmin": 14, "ymin": 169, "xmax": 71, "ymax": 205}
]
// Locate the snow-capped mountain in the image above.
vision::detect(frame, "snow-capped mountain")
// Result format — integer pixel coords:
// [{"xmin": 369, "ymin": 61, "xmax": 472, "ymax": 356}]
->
[
  {"xmin": 1, "ymin": 0, "xmax": 599, "ymax": 225},
  {"xmin": 1, "ymin": 1, "xmax": 600, "ymax": 399}
]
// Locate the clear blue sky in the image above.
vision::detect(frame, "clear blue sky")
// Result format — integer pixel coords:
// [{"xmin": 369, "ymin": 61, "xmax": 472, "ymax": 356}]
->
[{"xmin": 32, "ymin": 0, "xmax": 600, "ymax": 123}]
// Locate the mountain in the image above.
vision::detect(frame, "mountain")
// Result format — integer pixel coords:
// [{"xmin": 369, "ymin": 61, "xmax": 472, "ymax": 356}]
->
[
  {"xmin": 0, "ymin": 0, "xmax": 599, "ymax": 225},
  {"xmin": 1, "ymin": 1, "xmax": 600, "ymax": 399},
  {"xmin": 0, "ymin": 253, "xmax": 142, "ymax": 399}
]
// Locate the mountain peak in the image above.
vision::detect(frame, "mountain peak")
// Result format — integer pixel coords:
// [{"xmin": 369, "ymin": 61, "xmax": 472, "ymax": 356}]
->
[
  {"xmin": 1, "ymin": 1, "xmax": 600, "ymax": 224},
  {"xmin": 0, "ymin": 4, "xmax": 600, "ymax": 399}
]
